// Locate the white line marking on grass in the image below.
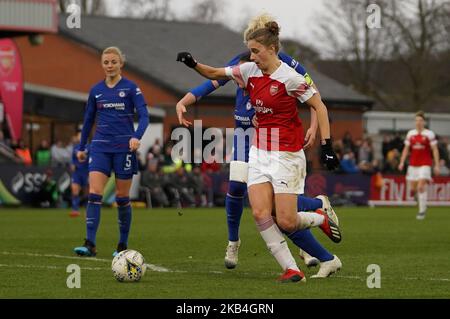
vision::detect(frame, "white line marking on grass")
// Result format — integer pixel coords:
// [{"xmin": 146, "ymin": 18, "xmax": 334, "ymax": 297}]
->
[
  {"xmin": 335, "ymin": 275, "xmax": 365, "ymax": 280},
  {"xmin": 2, "ymin": 251, "xmax": 449, "ymax": 282},
  {"xmin": 1, "ymin": 251, "xmax": 171, "ymax": 273},
  {"xmin": 1, "ymin": 251, "xmax": 109, "ymax": 263},
  {"xmin": 0, "ymin": 263, "xmax": 105, "ymax": 271}
]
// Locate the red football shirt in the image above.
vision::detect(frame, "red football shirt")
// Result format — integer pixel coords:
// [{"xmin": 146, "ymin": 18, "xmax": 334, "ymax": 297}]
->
[
  {"xmin": 226, "ymin": 62, "xmax": 316, "ymax": 152},
  {"xmin": 404, "ymin": 129, "xmax": 437, "ymax": 166}
]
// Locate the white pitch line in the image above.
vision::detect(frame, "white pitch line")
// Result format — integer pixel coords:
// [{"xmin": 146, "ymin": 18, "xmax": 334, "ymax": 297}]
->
[
  {"xmin": 1, "ymin": 251, "xmax": 109, "ymax": 263},
  {"xmin": 1, "ymin": 251, "xmax": 171, "ymax": 273},
  {"xmin": 2, "ymin": 251, "xmax": 449, "ymax": 282},
  {"xmin": 0, "ymin": 263, "xmax": 105, "ymax": 271}
]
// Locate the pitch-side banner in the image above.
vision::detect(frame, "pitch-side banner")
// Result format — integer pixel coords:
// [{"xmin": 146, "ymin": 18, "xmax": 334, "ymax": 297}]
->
[
  {"xmin": 0, "ymin": 38, "xmax": 23, "ymax": 141},
  {"xmin": 0, "ymin": 165, "xmax": 71, "ymax": 206},
  {"xmin": 369, "ymin": 174, "xmax": 450, "ymax": 206},
  {"xmin": 305, "ymin": 173, "xmax": 372, "ymax": 206}
]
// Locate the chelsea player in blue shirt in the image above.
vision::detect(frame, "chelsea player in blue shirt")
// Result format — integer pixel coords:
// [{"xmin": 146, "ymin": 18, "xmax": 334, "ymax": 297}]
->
[
  {"xmin": 176, "ymin": 51, "xmax": 342, "ymax": 278},
  {"xmin": 74, "ymin": 47, "xmax": 149, "ymax": 257},
  {"xmin": 69, "ymin": 130, "xmax": 89, "ymax": 218}
]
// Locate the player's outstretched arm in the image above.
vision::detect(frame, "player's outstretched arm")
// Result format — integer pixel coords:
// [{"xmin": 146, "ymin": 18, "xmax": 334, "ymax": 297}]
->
[
  {"xmin": 176, "ymin": 92, "xmax": 196, "ymax": 127},
  {"xmin": 176, "ymin": 52, "xmax": 229, "ymax": 80}
]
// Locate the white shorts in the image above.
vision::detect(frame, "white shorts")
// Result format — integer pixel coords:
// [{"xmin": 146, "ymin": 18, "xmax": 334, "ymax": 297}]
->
[
  {"xmin": 247, "ymin": 146, "xmax": 306, "ymax": 194},
  {"xmin": 406, "ymin": 165, "xmax": 432, "ymax": 181}
]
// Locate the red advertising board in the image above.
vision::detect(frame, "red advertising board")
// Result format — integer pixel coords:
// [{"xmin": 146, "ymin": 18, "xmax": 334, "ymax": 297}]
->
[
  {"xmin": 369, "ymin": 174, "xmax": 450, "ymax": 206},
  {"xmin": 0, "ymin": 38, "xmax": 23, "ymax": 141}
]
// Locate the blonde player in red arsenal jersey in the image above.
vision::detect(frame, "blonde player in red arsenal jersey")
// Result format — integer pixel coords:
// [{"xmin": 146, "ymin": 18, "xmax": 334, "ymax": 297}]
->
[
  {"xmin": 177, "ymin": 15, "xmax": 342, "ymax": 282},
  {"xmin": 399, "ymin": 111, "xmax": 440, "ymax": 220}
]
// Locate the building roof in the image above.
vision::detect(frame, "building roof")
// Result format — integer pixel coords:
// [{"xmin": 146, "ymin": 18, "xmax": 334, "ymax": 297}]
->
[{"xmin": 58, "ymin": 15, "xmax": 373, "ymax": 106}]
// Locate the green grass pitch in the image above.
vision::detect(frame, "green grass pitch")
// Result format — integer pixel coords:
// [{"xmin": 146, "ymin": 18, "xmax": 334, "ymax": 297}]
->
[{"xmin": 0, "ymin": 206, "xmax": 449, "ymax": 298}]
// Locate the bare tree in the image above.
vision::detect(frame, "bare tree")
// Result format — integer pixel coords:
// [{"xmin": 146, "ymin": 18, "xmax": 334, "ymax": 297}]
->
[
  {"xmin": 315, "ymin": 0, "xmax": 390, "ymax": 101},
  {"xmin": 59, "ymin": 0, "xmax": 107, "ymax": 15},
  {"xmin": 315, "ymin": 0, "xmax": 450, "ymax": 111},
  {"xmin": 120, "ymin": 0, "xmax": 175, "ymax": 20},
  {"xmin": 281, "ymin": 39, "xmax": 320, "ymax": 65},
  {"xmin": 188, "ymin": 0, "xmax": 222, "ymax": 23},
  {"xmin": 384, "ymin": 0, "xmax": 450, "ymax": 110}
]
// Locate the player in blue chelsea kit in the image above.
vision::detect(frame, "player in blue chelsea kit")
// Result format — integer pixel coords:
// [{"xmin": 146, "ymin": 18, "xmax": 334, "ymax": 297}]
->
[
  {"xmin": 176, "ymin": 51, "xmax": 342, "ymax": 278},
  {"xmin": 74, "ymin": 47, "xmax": 149, "ymax": 257},
  {"xmin": 69, "ymin": 130, "xmax": 90, "ymax": 218}
]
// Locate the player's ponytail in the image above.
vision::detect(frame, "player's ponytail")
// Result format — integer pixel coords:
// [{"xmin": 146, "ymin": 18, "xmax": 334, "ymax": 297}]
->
[{"xmin": 265, "ymin": 21, "xmax": 280, "ymax": 36}]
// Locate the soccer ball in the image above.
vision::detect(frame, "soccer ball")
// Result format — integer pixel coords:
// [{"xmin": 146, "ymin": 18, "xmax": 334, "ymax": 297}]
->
[{"xmin": 111, "ymin": 249, "xmax": 146, "ymax": 282}]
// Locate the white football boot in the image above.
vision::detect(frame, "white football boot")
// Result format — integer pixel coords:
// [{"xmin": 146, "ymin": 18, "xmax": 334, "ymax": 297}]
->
[
  {"xmin": 299, "ymin": 249, "xmax": 320, "ymax": 267},
  {"xmin": 316, "ymin": 195, "xmax": 339, "ymax": 226},
  {"xmin": 224, "ymin": 239, "xmax": 241, "ymax": 269},
  {"xmin": 416, "ymin": 211, "xmax": 426, "ymax": 220},
  {"xmin": 311, "ymin": 255, "xmax": 342, "ymax": 278}
]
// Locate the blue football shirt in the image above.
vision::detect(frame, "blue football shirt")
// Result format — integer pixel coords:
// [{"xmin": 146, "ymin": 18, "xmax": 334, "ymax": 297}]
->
[{"xmin": 79, "ymin": 77, "xmax": 149, "ymax": 153}]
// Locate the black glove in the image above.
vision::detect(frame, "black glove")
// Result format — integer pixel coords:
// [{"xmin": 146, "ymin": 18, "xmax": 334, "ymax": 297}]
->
[
  {"xmin": 176, "ymin": 52, "xmax": 197, "ymax": 68},
  {"xmin": 320, "ymin": 138, "xmax": 340, "ymax": 170}
]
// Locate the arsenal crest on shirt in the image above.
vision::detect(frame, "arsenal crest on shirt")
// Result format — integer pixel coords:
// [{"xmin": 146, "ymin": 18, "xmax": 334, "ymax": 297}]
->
[
  {"xmin": 0, "ymin": 45, "xmax": 15, "ymax": 77},
  {"xmin": 269, "ymin": 84, "xmax": 279, "ymax": 96}
]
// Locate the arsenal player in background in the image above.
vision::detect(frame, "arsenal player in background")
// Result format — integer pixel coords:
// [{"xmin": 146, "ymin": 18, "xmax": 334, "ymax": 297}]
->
[{"xmin": 399, "ymin": 111, "xmax": 440, "ymax": 220}]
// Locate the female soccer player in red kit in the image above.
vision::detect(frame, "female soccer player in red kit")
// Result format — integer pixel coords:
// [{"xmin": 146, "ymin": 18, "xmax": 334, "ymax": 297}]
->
[
  {"xmin": 399, "ymin": 111, "xmax": 440, "ymax": 220},
  {"xmin": 177, "ymin": 15, "xmax": 341, "ymax": 282}
]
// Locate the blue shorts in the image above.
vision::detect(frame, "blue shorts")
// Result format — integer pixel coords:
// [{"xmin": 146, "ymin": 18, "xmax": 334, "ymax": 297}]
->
[
  {"xmin": 233, "ymin": 127, "xmax": 253, "ymax": 162},
  {"xmin": 89, "ymin": 151, "xmax": 138, "ymax": 180},
  {"xmin": 72, "ymin": 170, "xmax": 89, "ymax": 187}
]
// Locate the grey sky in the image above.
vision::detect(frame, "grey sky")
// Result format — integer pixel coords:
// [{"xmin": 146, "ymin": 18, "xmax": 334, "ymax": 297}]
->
[{"xmin": 108, "ymin": 0, "xmax": 327, "ymax": 44}]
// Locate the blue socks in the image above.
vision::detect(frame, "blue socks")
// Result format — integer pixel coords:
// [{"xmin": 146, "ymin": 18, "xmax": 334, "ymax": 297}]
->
[
  {"xmin": 225, "ymin": 181, "xmax": 247, "ymax": 242},
  {"xmin": 86, "ymin": 193, "xmax": 102, "ymax": 245},
  {"xmin": 282, "ymin": 194, "xmax": 333, "ymax": 262},
  {"xmin": 116, "ymin": 196, "xmax": 132, "ymax": 246},
  {"xmin": 72, "ymin": 195, "xmax": 80, "ymax": 211},
  {"xmin": 284, "ymin": 229, "xmax": 334, "ymax": 262},
  {"xmin": 297, "ymin": 195, "xmax": 322, "ymax": 211}
]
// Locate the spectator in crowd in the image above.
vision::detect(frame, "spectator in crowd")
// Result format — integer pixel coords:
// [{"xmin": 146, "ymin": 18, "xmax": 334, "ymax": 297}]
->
[
  {"xmin": 51, "ymin": 140, "xmax": 71, "ymax": 167},
  {"xmin": 342, "ymin": 131, "xmax": 356, "ymax": 155},
  {"xmin": 38, "ymin": 169, "xmax": 59, "ymax": 208},
  {"xmin": 0, "ymin": 131, "xmax": 21, "ymax": 163},
  {"xmin": 381, "ymin": 134, "xmax": 393, "ymax": 160},
  {"xmin": 437, "ymin": 136, "xmax": 450, "ymax": 168},
  {"xmin": 35, "ymin": 139, "xmax": 51, "ymax": 166},
  {"xmin": 358, "ymin": 138, "xmax": 373, "ymax": 164},
  {"xmin": 339, "ymin": 149, "xmax": 359, "ymax": 173},
  {"xmin": 169, "ymin": 166, "xmax": 196, "ymax": 207},
  {"xmin": 140, "ymin": 159, "xmax": 170, "ymax": 207},
  {"xmin": 146, "ymin": 138, "xmax": 164, "ymax": 166},
  {"xmin": 383, "ymin": 148, "xmax": 401, "ymax": 174},
  {"xmin": 189, "ymin": 164, "xmax": 208, "ymax": 207},
  {"xmin": 332, "ymin": 139, "xmax": 344, "ymax": 161},
  {"xmin": 390, "ymin": 133, "xmax": 404, "ymax": 152},
  {"xmin": 15, "ymin": 139, "xmax": 33, "ymax": 166}
]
